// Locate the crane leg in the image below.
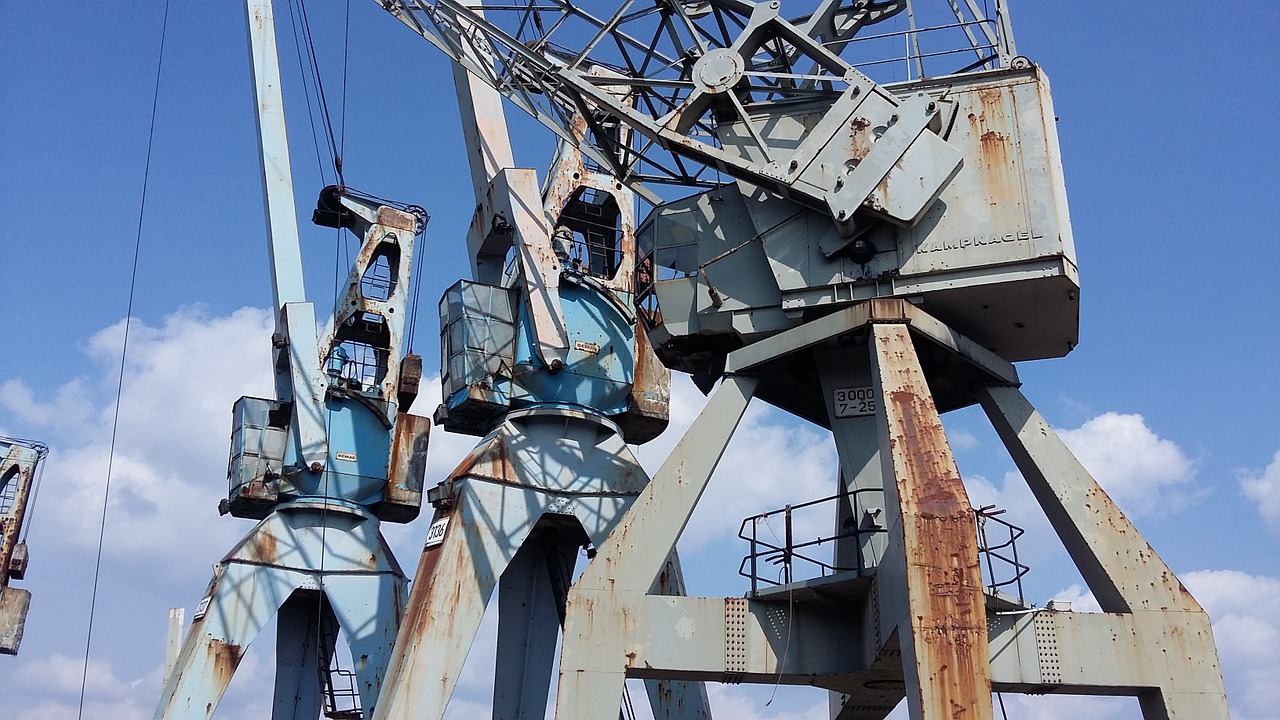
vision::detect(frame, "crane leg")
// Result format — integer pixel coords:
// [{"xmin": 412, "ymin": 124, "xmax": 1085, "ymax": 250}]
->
[
  {"xmin": 154, "ymin": 560, "xmax": 294, "ymax": 719},
  {"xmin": 373, "ymin": 480, "xmax": 541, "ymax": 720},
  {"xmin": 156, "ymin": 506, "xmax": 407, "ymax": 720},
  {"xmin": 644, "ymin": 551, "xmax": 712, "ymax": 720},
  {"xmin": 324, "ymin": 570, "xmax": 409, "ymax": 715}
]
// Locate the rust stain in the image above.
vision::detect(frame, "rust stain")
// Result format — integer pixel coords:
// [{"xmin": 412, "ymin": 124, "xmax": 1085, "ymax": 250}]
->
[
  {"xmin": 376, "ymin": 206, "xmax": 417, "ymax": 232},
  {"xmin": 448, "ymin": 436, "xmax": 518, "ymax": 484},
  {"xmin": 248, "ymin": 529, "xmax": 278, "ymax": 565},
  {"xmin": 208, "ymin": 639, "xmax": 244, "ymax": 690},
  {"xmin": 848, "ymin": 116, "xmax": 874, "ymax": 161},
  {"xmin": 398, "ymin": 501, "xmax": 464, "ymax": 644},
  {"xmin": 879, "ymin": 326, "xmax": 989, "ymax": 719}
]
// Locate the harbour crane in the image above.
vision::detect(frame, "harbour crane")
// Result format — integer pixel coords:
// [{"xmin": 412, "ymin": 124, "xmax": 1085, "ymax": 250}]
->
[{"xmin": 366, "ymin": 0, "xmax": 1232, "ymax": 718}]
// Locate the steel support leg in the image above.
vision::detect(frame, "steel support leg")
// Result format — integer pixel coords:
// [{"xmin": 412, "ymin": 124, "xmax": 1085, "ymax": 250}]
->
[
  {"xmin": 155, "ymin": 561, "xmax": 283, "ymax": 720},
  {"xmin": 273, "ymin": 592, "xmax": 338, "ymax": 720},
  {"xmin": 155, "ymin": 506, "xmax": 406, "ymax": 720},
  {"xmin": 645, "ymin": 551, "xmax": 712, "ymax": 720},
  {"xmin": 373, "ymin": 480, "xmax": 539, "ymax": 720},
  {"xmin": 978, "ymin": 385, "xmax": 1204, "ymax": 613},
  {"xmin": 869, "ymin": 324, "xmax": 992, "ymax": 720},
  {"xmin": 377, "ymin": 407, "xmax": 711, "ymax": 720},
  {"xmin": 555, "ymin": 375, "xmax": 759, "ymax": 720},
  {"xmin": 978, "ymin": 384, "xmax": 1229, "ymax": 718},
  {"xmin": 323, "ymin": 569, "xmax": 408, "ymax": 713}
]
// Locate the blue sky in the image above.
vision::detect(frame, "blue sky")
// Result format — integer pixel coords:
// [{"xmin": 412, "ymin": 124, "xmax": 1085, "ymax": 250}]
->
[{"xmin": 1, "ymin": 2, "xmax": 1278, "ymax": 719}]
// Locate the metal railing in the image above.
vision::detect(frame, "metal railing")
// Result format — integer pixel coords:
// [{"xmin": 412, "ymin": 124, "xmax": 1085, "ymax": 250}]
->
[
  {"xmin": 737, "ymin": 488, "xmax": 887, "ymax": 595},
  {"xmin": 738, "ymin": 491, "xmax": 1030, "ymax": 603},
  {"xmin": 974, "ymin": 504, "xmax": 1029, "ymax": 607}
]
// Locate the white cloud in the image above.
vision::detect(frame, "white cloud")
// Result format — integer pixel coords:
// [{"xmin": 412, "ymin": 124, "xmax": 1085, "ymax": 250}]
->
[
  {"xmin": 1239, "ymin": 450, "xmax": 1280, "ymax": 533},
  {"xmin": 1056, "ymin": 412, "xmax": 1196, "ymax": 516},
  {"xmin": 1048, "ymin": 583, "xmax": 1102, "ymax": 613},
  {"xmin": 636, "ymin": 374, "xmax": 837, "ymax": 554}
]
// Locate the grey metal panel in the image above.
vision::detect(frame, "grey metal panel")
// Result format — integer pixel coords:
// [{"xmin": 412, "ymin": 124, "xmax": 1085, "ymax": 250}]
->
[
  {"xmin": 638, "ymin": 67, "xmax": 1079, "ymax": 366},
  {"xmin": 440, "ymin": 280, "xmax": 517, "ymax": 402}
]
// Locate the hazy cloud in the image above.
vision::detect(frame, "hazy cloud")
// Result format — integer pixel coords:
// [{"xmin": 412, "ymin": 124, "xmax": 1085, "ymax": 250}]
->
[{"xmin": 1238, "ymin": 450, "xmax": 1280, "ymax": 533}]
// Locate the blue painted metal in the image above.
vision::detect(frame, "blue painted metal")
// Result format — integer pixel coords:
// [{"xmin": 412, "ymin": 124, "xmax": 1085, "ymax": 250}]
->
[
  {"xmin": 156, "ymin": 2, "xmax": 431, "ymax": 717},
  {"xmin": 509, "ymin": 279, "xmax": 635, "ymax": 415}
]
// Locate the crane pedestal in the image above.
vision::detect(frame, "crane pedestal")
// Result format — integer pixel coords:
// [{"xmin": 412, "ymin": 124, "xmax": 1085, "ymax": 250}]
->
[
  {"xmin": 155, "ymin": 503, "xmax": 407, "ymax": 720},
  {"xmin": 373, "ymin": 406, "xmax": 709, "ymax": 720},
  {"xmin": 548, "ymin": 299, "xmax": 1228, "ymax": 720}
]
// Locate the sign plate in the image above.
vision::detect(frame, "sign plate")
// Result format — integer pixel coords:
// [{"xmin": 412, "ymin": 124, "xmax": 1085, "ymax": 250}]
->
[
  {"xmin": 424, "ymin": 517, "xmax": 450, "ymax": 548},
  {"xmin": 574, "ymin": 340, "xmax": 600, "ymax": 355},
  {"xmin": 335, "ymin": 452, "xmax": 358, "ymax": 463},
  {"xmin": 193, "ymin": 596, "xmax": 212, "ymax": 621},
  {"xmin": 833, "ymin": 386, "xmax": 877, "ymax": 418}
]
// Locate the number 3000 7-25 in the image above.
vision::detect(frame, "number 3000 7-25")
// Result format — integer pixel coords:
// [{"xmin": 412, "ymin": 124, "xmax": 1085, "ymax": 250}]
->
[{"xmin": 834, "ymin": 387, "xmax": 877, "ymax": 418}]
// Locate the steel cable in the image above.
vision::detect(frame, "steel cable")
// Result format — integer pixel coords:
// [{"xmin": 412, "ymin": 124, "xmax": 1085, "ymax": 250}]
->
[{"xmin": 77, "ymin": 1, "xmax": 171, "ymax": 717}]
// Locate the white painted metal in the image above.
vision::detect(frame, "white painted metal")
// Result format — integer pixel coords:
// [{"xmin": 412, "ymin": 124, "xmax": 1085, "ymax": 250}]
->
[{"xmin": 246, "ymin": 0, "xmax": 328, "ymax": 466}]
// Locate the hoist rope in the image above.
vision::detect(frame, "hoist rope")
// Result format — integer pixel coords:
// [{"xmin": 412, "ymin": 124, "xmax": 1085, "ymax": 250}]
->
[
  {"xmin": 77, "ymin": 1, "xmax": 170, "ymax": 717},
  {"xmin": 285, "ymin": 0, "xmax": 330, "ymax": 186},
  {"xmin": 289, "ymin": 0, "xmax": 344, "ymax": 186},
  {"xmin": 316, "ymin": 0, "xmax": 354, "ymax": 693}
]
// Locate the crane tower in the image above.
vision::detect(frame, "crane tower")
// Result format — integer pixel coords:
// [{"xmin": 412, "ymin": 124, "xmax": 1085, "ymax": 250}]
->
[{"xmin": 366, "ymin": 0, "xmax": 1232, "ymax": 718}]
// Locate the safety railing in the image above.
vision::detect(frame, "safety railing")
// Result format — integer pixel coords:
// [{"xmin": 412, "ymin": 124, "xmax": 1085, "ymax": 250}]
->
[
  {"xmin": 738, "ymin": 492, "xmax": 1030, "ymax": 603},
  {"xmin": 737, "ymin": 488, "xmax": 887, "ymax": 595},
  {"xmin": 974, "ymin": 504, "xmax": 1029, "ymax": 607}
]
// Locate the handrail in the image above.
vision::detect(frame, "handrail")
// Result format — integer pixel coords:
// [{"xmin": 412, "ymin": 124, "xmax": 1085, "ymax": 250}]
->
[{"xmin": 738, "ymin": 492, "xmax": 1030, "ymax": 604}]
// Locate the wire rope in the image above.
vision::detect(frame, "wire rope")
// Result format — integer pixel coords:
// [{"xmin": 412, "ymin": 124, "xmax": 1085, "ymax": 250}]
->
[
  {"xmin": 291, "ymin": 0, "xmax": 344, "ymax": 186},
  {"xmin": 315, "ymin": 1, "xmax": 354, "ymax": 700},
  {"xmin": 285, "ymin": 0, "xmax": 330, "ymax": 186},
  {"xmin": 77, "ymin": 2, "xmax": 170, "ymax": 718}
]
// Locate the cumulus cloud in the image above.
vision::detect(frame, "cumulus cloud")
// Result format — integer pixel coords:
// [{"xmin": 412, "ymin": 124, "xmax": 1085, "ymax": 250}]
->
[
  {"xmin": 1238, "ymin": 450, "xmax": 1280, "ymax": 533},
  {"xmin": 1056, "ymin": 412, "xmax": 1196, "ymax": 516},
  {"xmin": 1182, "ymin": 569, "xmax": 1280, "ymax": 720}
]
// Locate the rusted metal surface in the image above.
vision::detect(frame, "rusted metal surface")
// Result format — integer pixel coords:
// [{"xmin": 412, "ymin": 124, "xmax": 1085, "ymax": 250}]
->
[
  {"xmin": 0, "ymin": 586, "xmax": 30, "ymax": 655},
  {"xmin": 0, "ymin": 445, "xmax": 36, "ymax": 589},
  {"xmin": 871, "ymin": 322, "xmax": 991, "ymax": 720},
  {"xmin": 979, "ymin": 384, "xmax": 1205, "ymax": 614},
  {"xmin": 157, "ymin": 504, "xmax": 407, "ymax": 719},
  {"xmin": 616, "ymin": 320, "xmax": 671, "ymax": 444},
  {"xmin": 0, "ymin": 441, "xmax": 39, "ymax": 655},
  {"xmin": 377, "ymin": 412, "xmax": 429, "ymax": 522}
]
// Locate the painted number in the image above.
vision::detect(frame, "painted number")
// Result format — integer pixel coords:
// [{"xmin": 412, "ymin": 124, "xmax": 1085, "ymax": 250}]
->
[
  {"xmin": 424, "ymin": 516, "xmax": 450, "ymax": 549},
  {"xmin": 834, "ymin": 386, "xmax": 877, "ymax": 418}
]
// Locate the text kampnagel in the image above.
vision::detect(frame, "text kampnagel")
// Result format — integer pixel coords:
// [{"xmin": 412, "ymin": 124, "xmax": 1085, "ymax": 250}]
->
[{"xmin": 916, "ymin": 230, "xmax": 1043, "ymax": 254}]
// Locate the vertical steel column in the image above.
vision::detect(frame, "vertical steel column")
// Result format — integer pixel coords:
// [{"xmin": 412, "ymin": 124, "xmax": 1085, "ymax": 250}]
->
[
  {"xmin": 815, "ymin": 346, "xmax": 887, "ymax": 575},
  {"xmin": 493, "ymin": 540, "xmax": 579, "ymax": 720},
  {"xmin": 245, "ymin": 0, "xmax": 327, "ymax": 465},
  {"xmin": 869, "ymin": 323, "xmax": 992, "ymax": 720}
]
